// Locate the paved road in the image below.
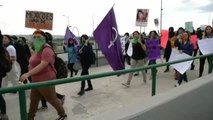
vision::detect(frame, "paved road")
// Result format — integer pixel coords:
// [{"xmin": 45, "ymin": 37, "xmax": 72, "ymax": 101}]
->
[{"xmin": 4, "ymin": 58, "xmax": 209, "ymax": 120}]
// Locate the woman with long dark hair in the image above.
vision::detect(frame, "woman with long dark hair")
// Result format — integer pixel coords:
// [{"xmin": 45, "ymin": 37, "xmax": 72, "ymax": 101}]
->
[
  {"xmin": 122, "ymin": 31, "xmax": 147, "ymax": 88},
  {"xmin": 0, "ymin": 30, "xmax": 11, "ymax": 120},
  {"xmin": 77, "ymin": 34, "xmax": 94, "ymax": 96},
  {"xmin": 199, "ymin": 25, "xmax": 213, "ymax": 77},
  {"xmin": 20, "ymin": 29, "xmax": 67, "ymax": 120},
  {"xmin": 164, "ymin": 27, "xmax": 175, "ymax": 72},
  {"xmin": 67, "ymin": 38, "xmax": 78, "ymax": 77},
  {"xmin": 174, "ymin": 32, "xmax": 193, "ymax": 87}
]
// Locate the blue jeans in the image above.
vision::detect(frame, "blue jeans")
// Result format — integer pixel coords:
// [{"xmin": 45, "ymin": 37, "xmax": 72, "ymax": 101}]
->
[
  {"xmin": 148, "ymin": 60, "xmax": 157, "ymax": 73},
  {"xmin": 178, "ymin": 73, "xmax": 187, "ymax": 85}
]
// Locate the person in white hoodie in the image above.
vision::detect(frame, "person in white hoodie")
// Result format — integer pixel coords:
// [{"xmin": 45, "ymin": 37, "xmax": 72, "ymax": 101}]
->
[{"xmin": 2, "ymin": 35, "xmax": 21, "ymax": 89}]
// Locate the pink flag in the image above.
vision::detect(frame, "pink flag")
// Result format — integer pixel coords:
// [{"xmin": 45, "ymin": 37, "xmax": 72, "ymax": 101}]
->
[
  {"xmin": 160, "ymin": 30, "xmax": 169, "ymax": 48},
  {"xmin": 191, "ymin": 35, "xmax": 197, "ymax": 49}
]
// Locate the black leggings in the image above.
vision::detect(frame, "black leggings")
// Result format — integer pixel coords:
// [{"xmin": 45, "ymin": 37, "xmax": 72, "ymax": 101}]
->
[
  {"xmin": 80, "ymin": 65, "xmax": 93, "ymax": 91},
  {"xmin": 199, "ymin": 50, "xmax": 213, "ymax": 77},
  {"xmin": 165, "ymin": 54, "xmax": 170, "ymax": 70},
  {"xmin": 191, "ymin": 49, "xmax": 198, "ymax": 67},
  {"xmin": 0, "ymin": 78, "xmax": 6, "ymax": 114},
  {"xmin": 68, "ymin": 63, "xmax": 78, "ymax": 77}
]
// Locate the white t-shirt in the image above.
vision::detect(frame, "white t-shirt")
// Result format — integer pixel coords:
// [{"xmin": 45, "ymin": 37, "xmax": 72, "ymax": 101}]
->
[
  {"xmin": 6, "ymin": 45, "xmax": 16, "ymax": 57},
  {"xmin": 120, "ymin": 36, "xmax": 126, "ymax": 55}
]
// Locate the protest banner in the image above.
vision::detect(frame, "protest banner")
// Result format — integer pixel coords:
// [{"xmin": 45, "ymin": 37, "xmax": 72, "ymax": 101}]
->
[
  {"xmin": 25, "ymin": 10, "xmax": 53, "ymax": 30},
  {"xmin": 145, "ymin": 39, "xmax": 161, "ymax": 60}
]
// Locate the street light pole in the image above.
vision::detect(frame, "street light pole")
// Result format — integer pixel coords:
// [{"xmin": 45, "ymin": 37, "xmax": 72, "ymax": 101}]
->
[
  {"xmin": 62, "ymin": 14, "xmax": 70, "ymax": 27},
  {"xmin": 160, "ymin": 0, "xmax": 163, "ymax": 35}
]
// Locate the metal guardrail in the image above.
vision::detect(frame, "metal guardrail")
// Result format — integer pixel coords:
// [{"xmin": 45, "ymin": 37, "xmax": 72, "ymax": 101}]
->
[
  {"xmin": 0, "ymin": 53, "xmax": 212, "ymax": 120},
  {"xmin": 56, "ymin": 48, "xmax": 101, "ymax": 67}
]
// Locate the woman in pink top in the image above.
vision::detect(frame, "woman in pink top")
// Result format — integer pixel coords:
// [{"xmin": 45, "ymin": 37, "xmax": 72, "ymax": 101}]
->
[{"xmin": 20, "ymin": 29, "xmax": 67, "ymax": 120}]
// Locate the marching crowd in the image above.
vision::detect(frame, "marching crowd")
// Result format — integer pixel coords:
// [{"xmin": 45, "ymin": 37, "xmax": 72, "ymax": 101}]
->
[{"xmin": 0, "ymin": 25, "xmax": 213, "ymax": 120}]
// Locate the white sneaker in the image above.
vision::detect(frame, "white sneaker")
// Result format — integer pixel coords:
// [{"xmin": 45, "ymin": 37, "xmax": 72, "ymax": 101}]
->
[{"xmin": 122, "ymin": 83, "xmax": 130, "ymax": 88}]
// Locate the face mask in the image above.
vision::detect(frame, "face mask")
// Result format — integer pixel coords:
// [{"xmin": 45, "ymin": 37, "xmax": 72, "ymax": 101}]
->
[
  {"xmin": 81, "ymin": 40, "xmax": 85, "ymax": 48},
  {"xmin": 33, "ymin": 38, "xmax": 45, "ymax": 53},
  {"xmin": 132, "ymin": 38, "xmax": 139, "ymax": 44}
]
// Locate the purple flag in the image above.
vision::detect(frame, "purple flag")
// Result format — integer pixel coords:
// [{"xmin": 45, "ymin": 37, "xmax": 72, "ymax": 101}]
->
[
  {"xmin": 64, "ymin": 27, "xmax": 79, "ymax": 46},
  {"xmin": 94, "ymin": 7, "xmax": 124, "ymax": 70}
]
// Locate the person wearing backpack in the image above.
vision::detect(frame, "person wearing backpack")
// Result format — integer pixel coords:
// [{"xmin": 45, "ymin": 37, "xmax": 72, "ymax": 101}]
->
[
  {"xmin": 37, "ymin": 32, "xmax": 66, "ymax": 111},
  {"xmin": 0, "ymin": 30, "xmax": 11, "ymax": 120},
  {"xmin": 20, "ymin": 29, "xmax": 67, "ymax": 120},
  {"xmin": 77, "ymin": 34, "xmax": 94, "ymax": 96}
]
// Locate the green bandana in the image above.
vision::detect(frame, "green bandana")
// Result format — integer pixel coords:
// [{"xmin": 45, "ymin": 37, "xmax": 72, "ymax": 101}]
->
[
  {"xmin": 33, "ymin": 38, "xmax": 45, "ymax": 53},
  {"xmin": 81, "ymin": 41, "xmax": 85, "ymax": 48},
  {"xmin": 132, "ymin": 38, "xmax": 139, "ymax": 44}
]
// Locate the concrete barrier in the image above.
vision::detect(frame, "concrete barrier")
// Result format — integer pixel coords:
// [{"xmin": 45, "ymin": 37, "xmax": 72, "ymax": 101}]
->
[{"xmin": 91, "ymin": 74, "xmax": 213, "ymax": 120}]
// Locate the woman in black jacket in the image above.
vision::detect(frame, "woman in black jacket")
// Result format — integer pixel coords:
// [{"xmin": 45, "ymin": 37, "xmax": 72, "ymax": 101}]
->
[
  {"xmin": 77, "ymin": 34, "xmax": 94, "ymax": 96},
  {"xmin": 0, "ymin": 30, "xmax": 11, "ymax": 120},
  {"xmin": 164, "ymin": 27, "xmax": 175, "ymax": 72}
]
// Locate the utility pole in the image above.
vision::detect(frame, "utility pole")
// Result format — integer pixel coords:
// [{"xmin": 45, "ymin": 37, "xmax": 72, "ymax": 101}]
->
[
  {"xmin": 208, "ymin": 12, "xmax": 210, "ymax": 25},
  {"xmin": 160, "ymin": 0, "xmax": 163, "ymax": 35},
  {"xmin": 62, "ymin": 14, "xmax": 70, "ymax": 27}
]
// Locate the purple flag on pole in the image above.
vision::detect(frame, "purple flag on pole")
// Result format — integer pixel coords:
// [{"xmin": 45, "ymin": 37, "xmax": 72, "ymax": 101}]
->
[
  {"xmin": 64, "ymin": 27, "xmax": 79, "ymax": 46},
  {"xmin": 94, "ymin": 7, "xmax": 124, "ymax": 70}
]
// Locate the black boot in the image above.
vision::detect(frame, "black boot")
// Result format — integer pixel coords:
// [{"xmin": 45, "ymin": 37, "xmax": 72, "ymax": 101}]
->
[
  {"xmin": 75, "ymin": 70, "xmax": 78, "ymax": 75},
  {"xmin": 164, "ymin": 68, "xmax": 169, "ymax": 72},
  {"xmin": 85, "ymin": 87, "xmax": 93, "ymax": 91},
  {"xmin": 77, "ymin": 90, "xmax": 85, "ymax": 96},
  {"xmin": 191, "ymin": 64, "xmax": 195, "ymax": 70},
  {"xmin": 86, "ymin": 80, "xmax": 93, "ymax": 91}
]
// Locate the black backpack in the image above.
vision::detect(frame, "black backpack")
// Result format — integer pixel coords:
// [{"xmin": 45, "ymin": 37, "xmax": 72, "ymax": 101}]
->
[
  {"xmin": 54, "ymin": 55, "xmax": 68, "ymax": 79},
  {"xmin": 0, "ymin": 52, "xmax": 12, "ymax": 73},
  {"xmin": 91, "ymin": 51, "xmax": 96, "ymax": 64},
  {"xmin": 43, "ymin": 45, "xmax": 68, "ymax": 79}
]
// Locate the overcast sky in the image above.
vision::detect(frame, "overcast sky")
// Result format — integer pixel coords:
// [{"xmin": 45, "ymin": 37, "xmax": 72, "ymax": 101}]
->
[{"xmin": 0, "ymin": 0, "xmax": 213, "ymax": 36}]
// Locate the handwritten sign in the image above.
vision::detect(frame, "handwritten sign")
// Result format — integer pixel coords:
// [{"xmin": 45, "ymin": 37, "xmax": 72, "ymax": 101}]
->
[
  {"xmin": 154, "ymin": 18, "xmax": 159, "ymax": 26},
  {"xmin": 191, "ymin": 35, "xmax": 197, "ymax": 49},
  {"xmin": 25, "ymin": 10, "xmax": 53, "ymax": 30},
  {"xmin": 185, "ymin": 21, "xmax": 193, "ymax": 33},
  {"xmin": 198, "ymin": 38, "xmax": 213, "ymax": 55},
  {"xmin": 135, "ymin": 9, "xmax": 149, "ymax": 27},
  {"xmin": 145, "ymin": 39, "xmax": 161, "ymax": 60},
  {"xmin": 160, "ymin": 30, "xmax": 169, "ymax": 48},
  {"xmin": 169, "ymin": 49, "xmax": 193, "ymax": 74}
]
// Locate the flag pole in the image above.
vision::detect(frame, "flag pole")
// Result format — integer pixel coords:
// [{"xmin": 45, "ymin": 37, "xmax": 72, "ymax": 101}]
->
[
  {"xmin": 63, "ymin": 14, "xmax": 70, "ymax": 27},
  {"xmin": 92, "ymin": 15, "xmax": 95, "ymax": 36},
  {"xmin": 112, "ymin": 3, "xmax": 115, "ymax": 7},
  {"xmin": 208, "ymin": 12, "xmax": 210, "ymax": 25}
]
